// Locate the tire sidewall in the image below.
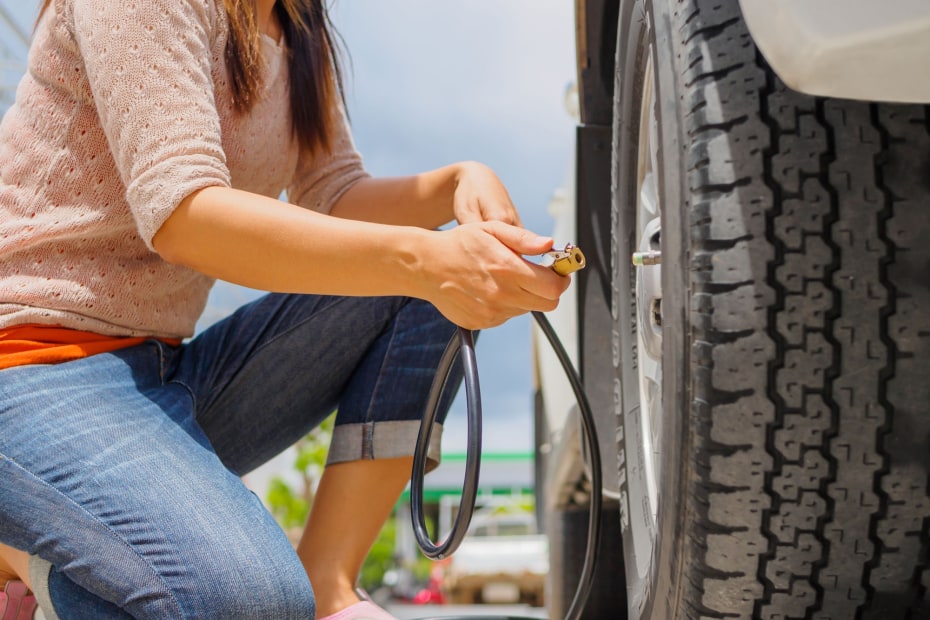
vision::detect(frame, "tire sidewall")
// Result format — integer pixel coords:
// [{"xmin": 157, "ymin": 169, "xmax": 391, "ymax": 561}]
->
[{"xmin": 612, "ymin": 0, "xmax": 689, "ymax": 617}]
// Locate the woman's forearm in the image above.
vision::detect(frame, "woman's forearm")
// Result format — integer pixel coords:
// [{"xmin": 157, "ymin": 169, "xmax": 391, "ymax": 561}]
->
[
  {"xmin": 327, "ymin": 164, "xmax": 461, "ymax": 228},
  {"xmin": 153, "ymin": 185, "xmax": 434, "ymax": 298},
  {"xmin": 152, "ymin": 183, "xmax": 569, "ymax": 330}
]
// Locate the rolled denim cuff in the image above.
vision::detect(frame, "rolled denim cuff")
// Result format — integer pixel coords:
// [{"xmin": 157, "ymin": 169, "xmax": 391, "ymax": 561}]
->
[
  {"xmin": 327, "ymin": 420, "xmax": 443, "ymax": 472},
  {"xmin": 29, "ymin": 554, "xmax": 59, "ymax": 620}
]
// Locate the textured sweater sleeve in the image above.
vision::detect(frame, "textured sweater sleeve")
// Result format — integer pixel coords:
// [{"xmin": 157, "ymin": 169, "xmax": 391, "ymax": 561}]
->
[
  {"xmin": 71, "ymin": 0, "xmax": 231, "ymax": 249},
  {"xmin": 287, "ymin": 103, "xmax": 370, "ymax": 214}
]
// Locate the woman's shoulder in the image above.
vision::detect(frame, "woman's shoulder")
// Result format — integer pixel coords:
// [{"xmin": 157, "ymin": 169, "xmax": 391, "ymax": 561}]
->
[{"xmin": 51, "ymin": 0, "xmax": 229, "ymax": 49}]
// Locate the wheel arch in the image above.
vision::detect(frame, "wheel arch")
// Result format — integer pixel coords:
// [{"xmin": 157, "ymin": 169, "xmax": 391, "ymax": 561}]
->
[
  {"xmin": 575, "ymin": 0, "xmax": 620, "ymax": 127},
  {"xmin": 574, "ymin": 0, "xmax": 626, "ymax": 498}
]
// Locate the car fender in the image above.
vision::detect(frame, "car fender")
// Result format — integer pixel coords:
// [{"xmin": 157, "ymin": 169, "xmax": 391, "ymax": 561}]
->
[{"xmin": 739, "ymin": 0, "xmax": 930, "ymax": 103}]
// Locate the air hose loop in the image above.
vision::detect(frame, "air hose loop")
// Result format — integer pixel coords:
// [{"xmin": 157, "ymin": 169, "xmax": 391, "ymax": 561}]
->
[
  {"xmin": 410, "ymin": 312, "xmax": 603, "ymax": 620},
  {"xmin": 410, "ymin": 327, "xmax": 481, "ymax": 560}
]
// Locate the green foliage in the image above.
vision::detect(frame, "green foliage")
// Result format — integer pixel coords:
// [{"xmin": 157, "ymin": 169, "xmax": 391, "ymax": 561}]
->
[
  {"xmin": 359, "ymin": 517, "xmax": 396, "ymax": 590},
  {"xmin": 266, "ymin": 477, "xmax": 310, "ymax": 530},
  {"xmin": 265, "ymin": 413, "xmax": 334, "ymax": 533}
]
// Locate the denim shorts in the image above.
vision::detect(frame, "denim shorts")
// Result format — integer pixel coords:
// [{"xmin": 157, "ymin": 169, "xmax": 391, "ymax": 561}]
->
[{"xmin": 0, "ymin": 293, "xmax": 458, "ymax": 618}]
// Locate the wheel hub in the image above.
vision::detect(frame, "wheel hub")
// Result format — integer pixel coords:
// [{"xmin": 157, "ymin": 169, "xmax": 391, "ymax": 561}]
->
[{"xmin": 633, "ymin": 49, "xmax": 662, "ymax": 535}]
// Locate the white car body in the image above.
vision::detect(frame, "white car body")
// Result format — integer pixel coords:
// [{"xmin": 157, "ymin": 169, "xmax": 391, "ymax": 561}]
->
[{"xmin": 739, "ymin": 0, "xmax": 930, "ymax": 103}]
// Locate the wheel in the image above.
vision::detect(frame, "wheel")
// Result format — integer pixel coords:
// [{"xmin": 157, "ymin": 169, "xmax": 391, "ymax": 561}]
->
[{"xmin": 610, "ymin": 0, "xmax": 930, "ymax": 618}]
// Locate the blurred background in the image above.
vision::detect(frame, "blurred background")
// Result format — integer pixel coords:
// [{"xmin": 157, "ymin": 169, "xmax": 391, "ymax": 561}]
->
[{"xmin": 1, "ymin": 2, "xmax": 576, "ymax": 614}]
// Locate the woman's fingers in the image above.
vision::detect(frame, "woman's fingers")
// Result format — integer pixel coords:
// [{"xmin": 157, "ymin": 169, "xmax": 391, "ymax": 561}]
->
[
  {"xmin": 451, "ymin": 161, "xmax": 523, "ymax": 227},
  {"xmin": 482, "ymin": 220, "xmax": 553, "ymax": 257},
  {"xmin": 421, "ymin": 222, "xmax": 572, "ymax": 329}
]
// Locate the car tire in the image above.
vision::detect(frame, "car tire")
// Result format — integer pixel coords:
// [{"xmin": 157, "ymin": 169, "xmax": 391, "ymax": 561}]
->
[{"xmin": 610, "ymin": 0, "xmax": 930, "ymax": 618}]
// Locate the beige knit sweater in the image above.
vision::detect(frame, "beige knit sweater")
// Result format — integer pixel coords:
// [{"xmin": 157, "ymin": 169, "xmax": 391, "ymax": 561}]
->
[{"xmin": 0, "ymin": 0, "xmax": 368, "ymax": 339}]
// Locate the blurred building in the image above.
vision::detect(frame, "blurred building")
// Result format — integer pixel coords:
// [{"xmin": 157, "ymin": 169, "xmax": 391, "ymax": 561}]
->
[{"xmin": 394, "ymin": 451, "xmax": 537, "ymax": 566}]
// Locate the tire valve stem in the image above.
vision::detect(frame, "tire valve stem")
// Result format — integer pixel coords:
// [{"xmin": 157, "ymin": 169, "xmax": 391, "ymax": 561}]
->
[{"xmin": 632, "ymin": 251, "xmax": 661, "ymax": 266}]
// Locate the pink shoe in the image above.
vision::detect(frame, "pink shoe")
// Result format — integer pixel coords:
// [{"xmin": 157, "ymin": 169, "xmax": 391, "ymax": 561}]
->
[
  {"xmin": 0, "ymin": 581, "xmax": 37, "ymax": 620},
  {"xmin": 317, "ymin": 600, "xmax": 398, "ymax": 620}
]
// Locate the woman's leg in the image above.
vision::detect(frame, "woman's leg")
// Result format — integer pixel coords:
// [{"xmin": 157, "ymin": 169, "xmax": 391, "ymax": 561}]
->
[
  {"xmin": 173, "ymin": 294, "xmax": 458, "ymax": 615},
  {"xmin": 298, "ymin": 458, "xmax": 413, "ymax": 616},
  {"xmin": 307, "ymin": 296, "xmax": 460, "ymax": 616},
  {"xmin": 0, "ymin": 345, "xmax": 314, "ymax": 619},
  {"xmin": 0, "ymin": 542, "xmax": 29, "ymax": 590}
]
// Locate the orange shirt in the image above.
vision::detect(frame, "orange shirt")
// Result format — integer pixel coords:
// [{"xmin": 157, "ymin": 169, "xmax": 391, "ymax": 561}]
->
[{"xmin": 0, "ymin": 325, "xmax": 181, "ymax": 371}]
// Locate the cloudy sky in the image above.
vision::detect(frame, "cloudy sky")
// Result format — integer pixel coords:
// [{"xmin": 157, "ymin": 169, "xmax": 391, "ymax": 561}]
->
[{"xmin": 1, "ymin": 1, "xmax": 578, "ymax": 455}]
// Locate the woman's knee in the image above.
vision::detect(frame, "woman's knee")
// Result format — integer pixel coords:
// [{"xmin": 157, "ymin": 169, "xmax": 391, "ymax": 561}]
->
[
  {"xmin": 43, "ymin": 561, "xmax": 315, "ymax": 620},
  {"xmin": 173, "ymin": 518, "xmax": 315, "ymax": 619},
  {"xmin": 193, "ymin": 556, "xmax": 315, "ymax": 620},
  {"xmin": 136, "ymin": 545, "xmax": 314, "ymax": 619}
]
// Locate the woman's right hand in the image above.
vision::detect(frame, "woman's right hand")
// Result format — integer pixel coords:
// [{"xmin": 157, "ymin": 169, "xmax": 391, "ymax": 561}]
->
[{"xmin": 416, "ymin": 221, "xmax": 572, "ymax": 330}]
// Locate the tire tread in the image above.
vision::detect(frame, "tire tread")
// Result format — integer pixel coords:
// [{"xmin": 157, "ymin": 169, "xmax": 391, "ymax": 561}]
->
[{"xmin": 666, "ymin": 0, "xmax": 930, "ymax": 618}]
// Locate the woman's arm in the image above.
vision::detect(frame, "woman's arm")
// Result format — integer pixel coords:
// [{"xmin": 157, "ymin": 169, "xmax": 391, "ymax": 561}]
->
[
  {"xmin": 328, "ymin": 161, "xmax": 521, "ymax": 229},
  {"xmin": 152, "ymin": 185, "xmax": 569, "ymax": 330}
]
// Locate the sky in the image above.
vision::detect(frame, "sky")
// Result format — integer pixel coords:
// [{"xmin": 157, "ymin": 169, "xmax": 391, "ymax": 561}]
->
[{"xmin": 0, "ymin": 1, "xmax": 578, "ymax": 456}]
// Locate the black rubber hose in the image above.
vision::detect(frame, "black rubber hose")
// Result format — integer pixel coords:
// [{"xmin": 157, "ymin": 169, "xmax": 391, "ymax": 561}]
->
[
  {"xmin": 410, "ymin": 313, "xmax": 603, "ymax": 620},
  {"xmin": 410, "ymin": 327, "xmax": 481, "ymax": 560},
  {"xmin": 530, "ymin": 311, "xmax": 602, "ymax": 620}
]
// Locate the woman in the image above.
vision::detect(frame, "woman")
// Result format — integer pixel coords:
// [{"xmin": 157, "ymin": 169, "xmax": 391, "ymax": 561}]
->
[{"xmin": 0, "ymin": 0, "xmax": 569, "ymax": 618}]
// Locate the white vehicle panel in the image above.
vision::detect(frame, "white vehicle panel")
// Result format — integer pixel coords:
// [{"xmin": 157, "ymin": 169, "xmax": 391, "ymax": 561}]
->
[
  {"xmin": 534, "ymin": 84, "xmax": 582, "ymax": 446},
  {"xmin": 739, "ymin": 0, "xmax": 930, "ymax": 103},
  {"xmin": 534, "ymin": 167, "xmax": 579, "ymax": 439}
]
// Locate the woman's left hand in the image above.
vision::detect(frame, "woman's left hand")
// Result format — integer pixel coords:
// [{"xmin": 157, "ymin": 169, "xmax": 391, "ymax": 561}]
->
[{"xmin": 451, "ymin": 161, "xmax": 523, "ymax": 227}]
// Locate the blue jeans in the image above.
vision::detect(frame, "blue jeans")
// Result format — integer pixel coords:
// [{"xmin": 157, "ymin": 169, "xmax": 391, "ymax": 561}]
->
[{"xmin": 0, "ymin": 294, "xmax": 458, "ymax": 619}]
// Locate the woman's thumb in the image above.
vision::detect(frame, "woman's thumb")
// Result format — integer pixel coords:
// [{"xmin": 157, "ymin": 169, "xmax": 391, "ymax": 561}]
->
[{"xmin": 486, "ymin": 221, "xmax": 553, "ymax": 255}]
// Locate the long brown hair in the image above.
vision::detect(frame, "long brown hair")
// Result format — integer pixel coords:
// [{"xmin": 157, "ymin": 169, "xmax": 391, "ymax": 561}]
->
[
  {"xmin": 225, "ymin": 0, "xmax": 345, "ymax": 153},
  {"xmin": 39, "ymin": 0, "xmax": 345, "ymax": 153}
]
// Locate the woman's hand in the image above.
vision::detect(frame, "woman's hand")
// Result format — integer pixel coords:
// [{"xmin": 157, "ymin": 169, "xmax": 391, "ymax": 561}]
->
[
  {"xmin": 451, "ymin": 161, "xmax": 522, "ymax": 227},
  {"xmin": 416, "ymin": 220, "xmax": 571, "ymax": 330}
]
